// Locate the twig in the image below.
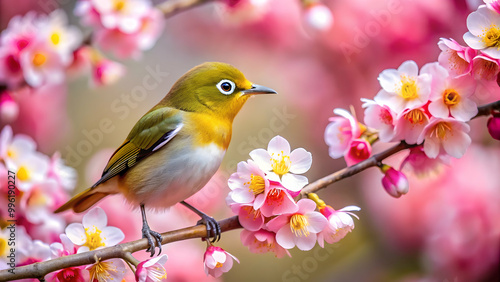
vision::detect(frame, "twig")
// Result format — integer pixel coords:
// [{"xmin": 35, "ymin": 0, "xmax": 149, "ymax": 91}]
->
[
  {"xmin": 0, "ymin": 101, "xmax": 499, "ymax": 281},
  {"xmin": 157, "ymin": 0, "xmax": 216, "ymax": 17},
  {"xmin": 0, "ymin": 217, "xmax": 241, "ymax": 281}
]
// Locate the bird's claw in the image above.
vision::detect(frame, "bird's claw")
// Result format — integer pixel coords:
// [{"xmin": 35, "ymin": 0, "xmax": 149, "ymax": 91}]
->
[
  {"xmin": 197, "ymin": 214, "xmax": 221, "ymax": 243},
  {"xmin": 142, "ymin": 225, "xmax": 163, "ymax": 257}
]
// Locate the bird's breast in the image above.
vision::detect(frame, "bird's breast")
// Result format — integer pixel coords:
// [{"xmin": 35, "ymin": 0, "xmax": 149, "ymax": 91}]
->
[{"xmin": 120, "ymin": 137, "xmax": 226, "ymax": 209}]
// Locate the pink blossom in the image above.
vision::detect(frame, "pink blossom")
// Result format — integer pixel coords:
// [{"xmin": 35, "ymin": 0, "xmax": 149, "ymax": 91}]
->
[
  {"xmin": 15, "ymin": 226, "xmax": 51, "ymax": 266},
  {"xmin": 227, "ymin": 159, "xmax": 269, "ymax": 205},
  {"xmin": 86, "ymin": 258, "xmax": 127, "ymax": 282},
  {"xmin": 236, "ymin": 204, "xmax": 265, "ymax": 231},
  {"xmin": 20, "ymin": 39, "xmax": 65, "ymax": 87},
  {"xmin": 46, "ymin": 234, "xmax": 89, "ymax": 282},
  {"xmin": 250, "ymin": 135, "xmax": 311, "ymax": 192},
  {"xmin": 0, "ymin": 45, "xmax": 24, "ymax": 88},
  {"xmin": 437, "ymin": 38, "xmax": 476, "ymax": 77},
  {"xmin": 65, "ymin": 207, "xmax": 125, "ymax": 253},
  {"xmin": 487, "ymin": 113, "xmax": 500, "ymax": 140},
  {"xmin": 78, "ymin": 0, "xmax": 165, "ymax": 59},
  {"xmin": 48, "ymin": 152, "xmax": 77, "ymax": 192},
  {"xmin": 0, "ymin": 12, "xmax": 38, "ymax": 87},
  {"xmin": 240, "ymin": 229, "xmax": 290, "ymax": 258},
  {"xmin": 393, "ymin": 107, "xmax": 430, "ymax": 144},
  {"xmin": 37, "ymin": 9, "xmax": 82, "ymax": 65},
  {"xmin": 91, "ymin": 58, "xmax": 125, "ymax": 86},
  {"xmin": 400, "ymin": 146, "xmax": 450, "ymax": 177},
  {"xmin": 317, "ymin": 205, "xmax": 359, "ymax": 248},
  {"xmin": 417, "ymin": 117, "xmax": 471, "ymax": 159},
  {"xmin": 267, "ymin": 199, "xmax": 327, "ymax": 251},
  {"xmin": 135, "ymin": 254, "xmax": 168, "ymax": 282},
  {"xmin": 422, "ymin": 62, "xmax": 478, "ymax": 122},
  {"xmin": 253, "ymin": 181, "xmax": 298, "ymax": 217},
  {"xmin": 344, "ymin": 138, "xmax": 372, "ymax": 166},
  {"xmin": 464, "ymin": 5, "xmax": 500, "ymax": 58},
  {"xmin": 0, "ymin": 92, "xmax": 19, "ymax": 123},
  {"xmin": 485, "ymin": 0, "xmax": 500, "ymax": 14},
  {"xmin": 375, "ymin": 60, "xmax": 432, "ymax": 113},
  {"xmin": 381, "ymin": 166, "xmax": 409, "ymax": 198},
  {"xmin": 203, "ymin": 246, "xmax": 239, "ymax": 278},
  {"xmin": 324, "ymin": 108, "xmax": 361, "ymax": 159},
  {"xmin": 361, "ymin": 98, "xmax": 396, "ymax": 142},
  {"xmin": 472, "ymin": 54, "xmax": 500, "ymax": 81}
]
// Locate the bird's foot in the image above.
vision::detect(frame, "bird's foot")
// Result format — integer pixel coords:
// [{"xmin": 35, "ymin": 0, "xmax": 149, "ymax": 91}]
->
[
  {"xmin": 142, "ymin": 225, "xmax": 163, "ymax": 257},
  {"xmin": 197, "ymin": 214, "xmax": 221, "ymax": 243}
]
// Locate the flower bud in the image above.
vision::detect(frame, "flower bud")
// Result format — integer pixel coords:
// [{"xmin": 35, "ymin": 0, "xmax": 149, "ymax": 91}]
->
[
  {"xmin": 92, "ymin": 59, "xmax": 125, "ymax": 87},
  {"xmin": 487, "ymin": 114, "xmax": 500, "ymax": 140},
  {"xmin": 0, "ymin": 92, "xmax": 19, "ymax": 123},
  {"xmin": 381, "ymin": 165, "xmax": 409, "ymax": 198},
  {"xmin": 303, "ymin": 4, "xmax": 334, "ymax": 32},
  {"xmin": 344, "ymin": 138, "xmax": 372, "ymax": 166}
]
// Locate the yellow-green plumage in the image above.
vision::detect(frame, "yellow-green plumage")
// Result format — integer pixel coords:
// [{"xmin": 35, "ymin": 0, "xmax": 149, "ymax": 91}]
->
[{"xmin": 55, "ymin": 62, "xmax": 276, "ymax": 214}]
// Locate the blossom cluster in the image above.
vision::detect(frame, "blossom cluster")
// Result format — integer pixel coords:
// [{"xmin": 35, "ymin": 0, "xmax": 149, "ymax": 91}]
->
[
  {"xmin": 75, "ymin": 0, "xmax": 165, "ymax": 59},
  {"xmin": 0, "ymin": 125, "xmax": 76, "ymax": 242},
  {"xmin": 0, "ymin": 0, "xmax": 166, "ymax": 125},
  {"xmin": 0, "ymin": 126, "xmax": 171, "ymax": 281},
  {"xmin": 0, "ymin": 10, "xmax": 82, "ymax": 89},
  {"xmin": 324, "ymin": 1, "xmax": 500, "ymax": 198},
  {"xmin": 226, "ymin": 136, "xmax": 359, "ymax": 266}
]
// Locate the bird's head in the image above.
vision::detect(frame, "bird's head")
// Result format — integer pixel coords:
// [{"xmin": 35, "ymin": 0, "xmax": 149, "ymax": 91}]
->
[{"xmin": 161, "ymin": 62, "xmax": 277, "ymax": 121}]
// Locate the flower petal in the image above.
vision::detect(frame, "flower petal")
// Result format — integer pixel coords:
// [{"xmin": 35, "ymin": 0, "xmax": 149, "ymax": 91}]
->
[
  {"xmin": 275, "ymin": 226, "xmax": 295, "ymax": 249},
  {"xmin": 101, "ymin": 226, "xmax": 125, "ymax": 246},
  {"xmin": 268, "ymin": 135, "xmax": 291, "ymax": 156},
  {"xmin": 82, "ymin": 207, "xmax": 107, "ymax": 229},
  {"xmin": 294, "ymin": 233, "xmax": 317, "ymax": 251},
  {"xmin": 65, "ymin": 223, "xmax": 86, "ymax": 246},
  {"xmin": 289, "ymin": 148, "xmax": 312, "ymax": 174},
  {"xmin": 249, "ymin": 149, "xmax": 272, "ymax": 171}
]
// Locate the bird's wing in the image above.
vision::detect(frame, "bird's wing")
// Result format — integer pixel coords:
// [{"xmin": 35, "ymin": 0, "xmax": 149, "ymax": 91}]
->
[{"xmin": 92, "ymin": 108, "xmax": 183, "ymax": 188}]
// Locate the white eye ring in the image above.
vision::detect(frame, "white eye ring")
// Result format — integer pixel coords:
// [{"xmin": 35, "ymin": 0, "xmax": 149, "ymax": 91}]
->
[{"xmin": 216, "ymin": 79, "xmax": 236, "ymax": 95}]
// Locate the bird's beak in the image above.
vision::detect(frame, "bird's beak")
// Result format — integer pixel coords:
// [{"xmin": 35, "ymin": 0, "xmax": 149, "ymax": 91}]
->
[{"xmin": 242, "ymin": 84, "xmax": 277, "ymax": 95}]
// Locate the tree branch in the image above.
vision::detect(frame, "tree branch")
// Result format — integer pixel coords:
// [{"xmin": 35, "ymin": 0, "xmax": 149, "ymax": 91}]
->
[
  {"xmin": 0, "ymin": 217, "xmax": 241, "ymax": 281},
  {"xmin": 157, "ymin": 0, "xmax": 216, "ymax": 18},
  {"xmin": 1, "ymin": 100, "xmax": 499, "ymax": 281}
]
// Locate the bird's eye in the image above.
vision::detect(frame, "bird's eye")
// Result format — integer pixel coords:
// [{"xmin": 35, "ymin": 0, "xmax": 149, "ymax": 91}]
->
[{"xmin": 217, "ymin": 79, "xmax": 235, "ymax": 95}]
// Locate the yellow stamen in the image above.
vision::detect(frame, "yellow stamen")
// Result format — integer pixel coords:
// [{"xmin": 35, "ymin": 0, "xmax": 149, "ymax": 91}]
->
[
  {"xmin": 17, "ymin": 166, "xmax": 30, "ymax": 181},
  {"xmin": 32, "ymin": 53, "xmax": 46, "ymax": 67},
  {"xmin": 482, "ymin": 24, "xmax": 500, "ymax": 48},
  {"xmin": 0, "ymin": 237, "xmax": 7, "ymax": 256},
  {"xmin": 290, "ymin": 214, "xmax": 310, "ymax": 237},
  {"xmin": 88, "ymin": 260, "xmax": 118, "ymax": 281},
  {"xmin": 432, "ymin": 122, "xmax": 452, "ymax": 140},
  {"xmin": 83, "ymin": 226, "xmax": 105, "ymax": 250},
  {"xmin": 271, "ymin": 151, "xmax": 291, "ymax": 176},
  {"xmin": 50, "ymin": 33, "xmax": 60, "ymax": 45},
  {"xmin": 399, "ymin": 76, "xmax": 418, "ymax": 100},
  {"xmin": 246, "ymin": 174, "xmax": 265, "ymax": 195},
  {"xmin": 114, "ymin": 0, "xmax": 126, "ymax": 11},
  {"xmin": 405, "ymin": 109, "xmax": 425, "ymax": 125},
  {"xmin": 215, "ymin": 262, "xmax": 223, "ymax": 268},
  {"xmin": 443, "ymin": 89, "xmax": 460, "ymax": 106},
  {"xmin": 7, "ymin": 149, "xmax": 15, "ymax": 158}
]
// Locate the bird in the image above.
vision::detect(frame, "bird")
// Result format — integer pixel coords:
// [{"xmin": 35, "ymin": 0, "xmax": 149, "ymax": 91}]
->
[{"xmin": 55, "ymin": 62, "xmax": 277, "ymax": 256}]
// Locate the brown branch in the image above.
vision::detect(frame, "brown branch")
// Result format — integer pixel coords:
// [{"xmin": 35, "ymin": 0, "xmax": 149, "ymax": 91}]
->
[
  {"xmin": 300, "ymin": 141, "xmax": 415, "ymax": 197},
  {"xmin": 0, "ymin": 217, "xmax": 241, "ymax": 281},
  {"xmin": 1, "ymin": 99, "xmax": 499, "ymax": 281},
  {"xmin": 157, "ymin": 0, "xmax": 216, "ymax": 17}
]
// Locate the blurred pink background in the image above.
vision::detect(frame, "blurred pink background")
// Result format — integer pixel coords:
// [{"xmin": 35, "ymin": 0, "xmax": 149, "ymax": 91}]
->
[{"xmin": 2, "ymin": 0, "xmax": 500, "ymax": 281}]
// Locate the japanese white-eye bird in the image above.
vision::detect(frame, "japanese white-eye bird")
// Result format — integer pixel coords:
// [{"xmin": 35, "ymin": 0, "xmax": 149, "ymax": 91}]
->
[{"xmin": 55, "ymin": 62, "xmax": 277, "ymax": 256}]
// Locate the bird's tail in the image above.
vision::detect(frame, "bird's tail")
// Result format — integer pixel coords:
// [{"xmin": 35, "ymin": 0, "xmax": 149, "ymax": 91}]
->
[{"xmin": 55, "ymin": 182, "xmax": 118, "ymax": 213}]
